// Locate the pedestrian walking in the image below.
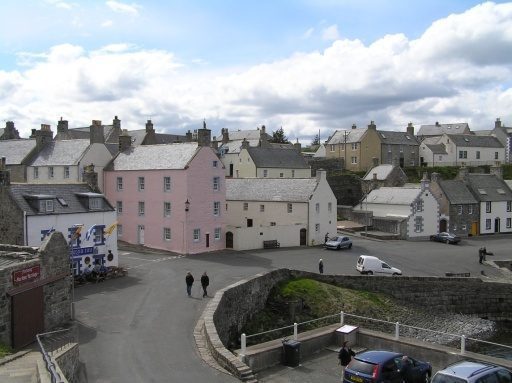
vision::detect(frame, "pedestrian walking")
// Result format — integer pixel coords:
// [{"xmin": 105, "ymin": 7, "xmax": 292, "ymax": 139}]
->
[
  {"xmin": 479, "ymin": 247, "xmax": 484, "ymax": 264},
  {"xmin": 319, "ymin": 259, "xmax": 324, "ymax": 274},
  {"xmin": 400, "ymin": 355, "xmax": 413, "ymax": 383},
  {"xmin": 338, "ymin": 341, "xmax": 355, "ymax": 379},
  {"xmin": 325, "ymin": 233, "xmax": 329, "ymax": 244},
  {"xmin": 201, "ymin": 271, "xmax": 210, "ymax": 298},
  {"xmin": 185, "ymin": 271, "xmax": 194, "ymax": 297}
]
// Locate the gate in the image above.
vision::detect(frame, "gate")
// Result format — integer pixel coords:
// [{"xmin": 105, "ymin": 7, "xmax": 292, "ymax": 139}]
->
[{"xmin": 12, "ymin": 286, "xmax": 44, "ymax": 349}]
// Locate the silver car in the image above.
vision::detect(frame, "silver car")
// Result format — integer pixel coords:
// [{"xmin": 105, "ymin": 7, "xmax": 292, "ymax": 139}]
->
[
  {"xmin": 432, "ymin": 361, "xmax": 512, "ymax": 383},
  {"xmin": 324, "ymin": 235, "xmax": 352, "ymax": 250}
]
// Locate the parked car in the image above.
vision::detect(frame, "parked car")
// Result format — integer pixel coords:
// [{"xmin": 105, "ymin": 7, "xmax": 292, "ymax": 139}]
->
[
  {"xmin": 431, "ymin": 361, "xmax": 512, "ymax": 383},
  {"xmin": 343, "ymin": 350, "xmax": 431, "ymax": 383},
  {"xmin": 356, "ymin": 255, "xmax": 402, "ymax": 276},
  {"xmin": 429, "ymin": 232, "xmax": 461, "ymax": 244},
  {"xmin": 325, "ymin": 235, "xmax": 353, "ymax": 250}
]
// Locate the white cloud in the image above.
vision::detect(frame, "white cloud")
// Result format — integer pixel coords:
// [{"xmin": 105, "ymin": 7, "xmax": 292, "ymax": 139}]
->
[
  {"xmin": 101, "ymin": 20, "xmax": 113, "ymax": 28},
  {"xmin": 2, "ymin": 2, "xmax": 512, "ymax": 143},
  {"xmin": 106, "ymin": 1, "xmax": 141, "ymax": 16},
  {"xmin": 302, "ymin": 27, "xmax": 314, "ymax": 39},
  {"xmin": 45, "ymin": 0, "xmax": 75, "ymax": 9},
  {"xmin": 322, "ymin": 24, "xmax": 340, "ymax": 40}
]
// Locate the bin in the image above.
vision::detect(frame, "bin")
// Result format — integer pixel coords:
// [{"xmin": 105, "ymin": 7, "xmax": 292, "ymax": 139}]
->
[
  {"xmin": 336, "ymin": 324, "xmax": 358, "ymax": 346},
  {"xmin": 282, "ymin": 339, "xmax": 301, "ymax": 367}
]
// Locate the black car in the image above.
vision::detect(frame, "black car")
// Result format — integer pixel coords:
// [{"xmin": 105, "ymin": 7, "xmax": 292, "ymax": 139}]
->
[
  {"xmin": 429, "ymin": 232, "xmax": 461, "ymax": 244},
  {"xmin": 344, "ymin": 350, "xmax": 432, "ymax": 383}
]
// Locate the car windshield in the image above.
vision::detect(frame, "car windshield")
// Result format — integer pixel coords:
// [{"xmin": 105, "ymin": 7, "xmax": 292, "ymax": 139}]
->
[
  {"xmin": 432, "ymin": 373, "xmax": 467, "ymax": 383},
  {"xmin": 348, "ymin": 359, "xmax": 377, "ymax": 375}
]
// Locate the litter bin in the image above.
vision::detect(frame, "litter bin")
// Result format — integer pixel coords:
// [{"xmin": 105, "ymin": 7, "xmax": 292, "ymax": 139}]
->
[{"xmin": 282, "ymin": 339, "xmax": 301, "ymax": 367}]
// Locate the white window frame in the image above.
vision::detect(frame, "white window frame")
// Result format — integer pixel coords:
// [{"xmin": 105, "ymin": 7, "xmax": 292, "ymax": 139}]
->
[
  {"xmin": 315, "ymin": 223, "xmax": 320, "ymax": 232},
  {"xmin": 164, "ymin": 202, "xmax": 171, "ymax": 217},
  {"xmin": 213, "ymin": 177, "xmax": 220, "ymax": 191},
  {"xmin": 260, "ymin": 204, "xmax": 265, "ymax": 212},
  {"xmin": 468, "ymin": 205, "xmax": 473, "ymax": 214},
  {"xmin": 263, "ymin": 169, "xmax": 268, "ymax": 177},
  {"xmin": 287, "ymin": 203, "xmax": 292, "ymax": 213},
  {"xmin": 116, "ymin": 201, "xmax": 123, "ymax": 214},
  {"xmin": 163, "ymin": 227, "xmax": 171, "ymax": 241},
  {"xmin": 243, "ymin": 202, "xmax": 248, "ymax": 211},
  {"xmin": 270, "ymin": 222, "xmax": 276, "ymax": 226},
  {"xmin": 315, "ymin": 203, "xmax": 320, "ymax": 213},
  {"xmin": 193, "ymin": 228, "xmax": 200, "ymax": 242},
  {"xmin": 495, "ymin": 152, "xmax": 499, "ymax": 159},
  {"xmin": 457, "ymin": 205, "xmax": 463, "ymax": 215},
  {"xmin": 138, "ymin": 177, "xmax": 145, "ymax": 191},
  {"xmin": 351, "ymin": 143, "xmax": 358, "ymax": 150},
  {"xmin": 486, "ymin": 219, "xmax": 491, "ymax": 230},
  {"xmin": 118, "ymin": 224, "xmax": 123, "ymax": 237},
  {"xmin": 507, "ymin": 218, "xmax": 512, "ymax": 229},
  {"xmin": 351, "ymin": 156, "xmax": 357, "ymax": 164},
  {"xmin": 486, "ymin": 201, "xmax": 491, "ymax": 213},
  {"xmin": 90, "ymin": 198, "xmax": 101, "ymax": 210},
  {"xmin": 117, "ymin": 177, "xmax": 123, "ymax": 191},
  {"xmin": 292, "ymin": 170, "xmax": 295, "ymax": 178},
  {"xmin": 507, "ymin": 201, "xmax": 511, "ymax": 212},
  {"xmin": 138, "ymin": 201, "xmax": 145, "ymax": 216},
  {"xmin": 48, "ymin": 166, "xmax": 54, "ymax": 178},
  {"xmin": 33, "ymin": 167, "xmax": 39, "ymax": 179},
  {"xmin": 330, "ymin": 144, "xmax": 335, "ymax": 152},
  {"xmin": 64, "ymin": 166, "xmax": 70, "ymax": 179},
  {"xmin": 328, "ymin": 202, "xmax": 332, "ymax": 213},
  {"xmin": 214, "ymin": 227, "xmax": 221, "ymax": 240},
  {"xmin": 213, "ymin": 201, "xmax": 220, "ymax": 216},
  {"xmin": 164, "ymin": 176, "xmax": 171, "ymax": 192},
  {"xmin": 45, "ymin": 200, "xmax": 54, "ymax": 212},
  {"xmin": 213, "ymin": 160, "xmax": 218, "ymax": 168}
]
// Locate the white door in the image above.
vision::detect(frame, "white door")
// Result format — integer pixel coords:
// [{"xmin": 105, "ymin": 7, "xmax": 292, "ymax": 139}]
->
[{"xmin": 138, "ymin": 225, "xmax": 145, "ymax": 245}]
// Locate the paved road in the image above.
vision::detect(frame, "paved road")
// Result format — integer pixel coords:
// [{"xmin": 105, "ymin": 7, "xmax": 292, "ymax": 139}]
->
[{"xmin": 74, "ymin": 235, "xmax": 511, "ymax": 382}]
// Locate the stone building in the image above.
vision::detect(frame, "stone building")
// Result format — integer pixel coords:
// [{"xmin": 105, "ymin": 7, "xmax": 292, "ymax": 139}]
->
[
  {"xmin": 361, "ymin": 164, "xmax": 408, "ymax": 195},
  {"xmin": 0, "ymin": 232, "xmax": 71, "ymax": 349},
  {"xmin": 378, "ymin": 123, "xmax": 419, "ymax": 167}
]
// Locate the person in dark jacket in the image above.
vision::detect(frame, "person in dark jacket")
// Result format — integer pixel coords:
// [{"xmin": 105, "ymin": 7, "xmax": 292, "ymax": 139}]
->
[
  {"xmin": 400, "ymin": 355, "xmax": 413, "ymax": 383},
  {"xmin": 201, "ymin": 272, "xmax": 210, "ymax": 298},
  {"xmin": 319, "ymin": 259, "xmax": 324, "ymax": 274},
  {"xmin": 185, "ymin": 271, "xmax": 194, "ymax": 297},
  {"xmin": 338, "ymin": 341, "xmax": 355, "ymax": 377}
]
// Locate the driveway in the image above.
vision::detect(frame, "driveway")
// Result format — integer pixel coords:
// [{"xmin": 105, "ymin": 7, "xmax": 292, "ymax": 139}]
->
[{"xmin": 74, "ymin": 236, "xmax": 511, "ymax": 382}]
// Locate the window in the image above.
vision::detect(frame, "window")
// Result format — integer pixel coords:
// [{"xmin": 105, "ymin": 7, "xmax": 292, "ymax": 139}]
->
[
  {"xmin": 213, "ymin": 201, "xmax": 220, "ymax": 216},
  {"xmin": 507, "ymin": 201, "xmax": 511, "ymax": 212},
  {"xmin": 117, "ymin": 177, "xmax": 123, "ymax": 191},
  {"xmin": 270, "ymin": 222, "xmax": 276, "ymax": 226},
  {"xmin": 287, "ymin": 203, "xmax": 293, "ymax": 213},
  {"xmin": 164, "ymin": 176, "xmax": 171, "ymax": 192},
  {"xmin": 213, "ymin": 160, "xmax": 218, "ymax": 167},
  {"xmin": 138, "ymin": 177, "xmax": 145, "ymax": 191},
  {"xmin": 495, "ymin": 152, "xmax": 499, "ymax": 159},
  {"xmin": 213, "ymin": 177, "xmax": 220, "ymax": 191},
  {"xmin": 48, "ymin": 166, "xmax": 54, "ymax": 178},
  {"xmin": 457, "ymin": 205, "xmax": 463, "ymax": 215},
  {"xmin": 486, "ymin": 219, "xmax": 492, "ymax": 230},
  {"xmin": 330, "ymin": 144, "xmax": 335, "ymax": 152},
  {"xmin": 263, "ymin": 169, "xmax": 268, "ymax": 177},
  {"xmin": 93, "ymin": 227, "xmax": 104, "ymax": 244},
  {"xmin": 247, "ymin": 218, "xmax": 253, "ymax": 227},
  {"xmin": 476, "ymin": 151, "xmax": 480, "ymax": 159},
  {"xmin": 164, "ymin": 202, "xmax": 171, "ymax": 217},
  {"xmin": 387, "ymin": 144, "xmax": 392, "ymax": 152},
  {"xmin": 292, "ymin": 170, "xmax": 295, "ymax": 178},
  {"xmin": 507, "ymin": 218, "xmax": 512, "ymax": 229},
  {"xmin": 64, "ymin": 166, "xmax": 70, "ymax": 179},
  {"xmin": 90, "ymin": 198, "xmax": 102, "ymax": 209},
  {"xmin": 33, "ymin": 167, "xmax": 39, "ymax": 179},
  {"xmin": 468, "ymin": 205, "xmax": 473, "ymax": 214},
  {"xmin": 279, "ymin": 173, "xmax": 284, "ymax": 178},
  {"xmin": 399, "ymin": 145, "xmax": 404, "ymax": 153},
  {"xmin": 243, "ymin": 202, "xmax": 248, "ymax": 211},
  {"xmin": 138, "ymin": 201, "xmax": 145, "ymax": 216},
  {"xmin": 351, "ymin": 143, "xmax": 358, "ymax": 150},
  {"xmin": 116, "ymin": 201, "xmax": 123, "ymax": 214},
  {"xmin": 315, "ymin": 203, "xmax": 320, "ymax": 213},
  {"xmin": 486, "ymin": 201, "xmax": 491, "ymax": 213},
  {"xmin": 163, "ymin": 227, "xmax": 171, "ymax": 241},
  {"xmin": 416, "ymin": 199, "xmax": 424, "ymax": 212},
  {"xmin": 118, "ymin": 224, "xmax": 123, "ymax": 237},
  {"xmin": 461, "ymin": 224, "xmax": 467, "ymax": 231},
  {"xmin": 214, "ymin": 227, "xmax": 221, "ymax": 240},
  {"xmin": 315, "ymin": 223, "xmax": 320, "ymax": 232},
  {"xmin": 193, "ymin": 229, "xmax": 200, "ymax": 241},
  {"xmin": 458, "ymin": 150, "xmax": 467, "ymax": 159},
  {"xmin": 328, "ymin": 202, "xmax": 332, "ymax": 213},
  {"xmin": 414, "ymin": 216, "xmax": 424, "ymax": 232},
  {"xmin": 438, "ymin": 155, "xmax": 442, "ymax": 161},
  {"xmin": 260, "ymin": 204, "xmax": 265, "ymax": 212},
  {"xmin": 351, "ymin": 156, "xmax": 357, "ymax": 164},
  {"xmin": 45, "ymin": 200, "xmax": 54, "ymax": 212}
]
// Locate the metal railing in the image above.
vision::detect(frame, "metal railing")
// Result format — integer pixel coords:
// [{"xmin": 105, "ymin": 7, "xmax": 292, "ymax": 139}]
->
[
  {"xmin": 239, "ymin": 311, "xmax": 512, "ymax": 359},
  {"xmin": 36, "ymin": 325, "xmax": 78, "ymax": 383}
]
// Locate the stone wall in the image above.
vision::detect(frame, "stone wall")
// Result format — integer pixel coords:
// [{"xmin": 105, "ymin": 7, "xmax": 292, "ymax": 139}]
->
[
  {"xmin": 54, "ymin": 343, "xmax": 79, "ymax": 383},
  {"xmin": 0, "ymin": 187, "xmax": 25, "ymax": 245}
]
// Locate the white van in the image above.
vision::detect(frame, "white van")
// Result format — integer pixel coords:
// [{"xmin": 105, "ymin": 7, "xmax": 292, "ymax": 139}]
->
[{"xmin": 356, "ymin": 255, "xmax": 402, "ymax": 276}]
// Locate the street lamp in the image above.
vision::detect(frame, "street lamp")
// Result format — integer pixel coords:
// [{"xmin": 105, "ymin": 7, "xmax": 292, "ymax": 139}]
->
[{"xmin": 185, "ymin": 199, "xmax": 190, "ymax": 212}]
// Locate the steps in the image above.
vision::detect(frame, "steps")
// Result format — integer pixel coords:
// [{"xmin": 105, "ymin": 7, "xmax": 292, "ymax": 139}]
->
[{"xmin": 0, "ymin": 351, "xmax": 45, "ymax": 383}]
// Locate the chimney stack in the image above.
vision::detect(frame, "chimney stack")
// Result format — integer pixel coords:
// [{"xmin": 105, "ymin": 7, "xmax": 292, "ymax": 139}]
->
[
  {"xmin": 420, "ymin": 172, "xmax": 430, "ymax": 191},
  {"xmin": 90, "ymin": 120, "xmax": 105, "ymax": 144},
  {"xmin": 241, "ymin": 138, "xmax": 249, "ymax": 149},
  {"xmin": 456, "ymin": 165, "xmax": 469, "ymax": 181},
  {"xmin": 118, "ymin": 129, "xmax": 132, "ymax": 152},
  {"xmin": 3, "ymin": 121, "xmax": 20, "ymax": 139},
  {"xmin": 495, "ymin": 118, "xmax": 502, "ymax": 129},
  {"xmin": 372, "ymin": 157, "xmax": 379, "ymax": 167},
  {"xmin": 197, "ymin": 120, "xmax": 211, "ymax": 147},
  {"xmin": 35, "ymin": 124, "xmax": 54, "ymax": 149},
  {"xmin": 293, "ymin": 138, "xmax": 301, "ymax": 153},
  {"xmin": 113, "ymin": 116, "xmax": 121, "ymax": 132},
  {"xmin": 406, "ymin": 122, "xmax": 414, "ymax": 136},
  {"xmin": 368, "ymin": 121, "xmax": 377, "ymax": 130},
  {"xmin": 489, "ymin": 163, "xmax": 503, "ymax": 179},
  {"xmin": 222, "ymin": 128, "xmax": 229, "ymax": 144},
  {"xmin": 57, "ymin": 117, "xmax": 69, "ymax": 134},
  {"xmin": 431, "ymin": 172, "xmax": 440, "ymax": 183},
  {"xmin": 435, "ymin": 121, "xmax": 440, "ymax": 127},
  {"xmin": 186, "ymin": 130, "xmax": 193, "ymax": 142},
  {"xmin": 145, "ymin": 119, "xmax": 154, "ymax": 133},
  {"xmin": 351, "ymin": 124, "xmax": 357, "ymax": 129}
]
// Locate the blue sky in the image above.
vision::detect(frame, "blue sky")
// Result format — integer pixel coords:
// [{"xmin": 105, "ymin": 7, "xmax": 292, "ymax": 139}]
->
[{"xmin": 1, "ymin": 1, "xmax": 512, "ymax": 142}]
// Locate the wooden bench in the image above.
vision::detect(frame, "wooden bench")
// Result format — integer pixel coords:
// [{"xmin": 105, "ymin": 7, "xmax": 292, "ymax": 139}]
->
[{"xmin": 263, "ymin": 240, "xmax": 280, "ymax": 249}]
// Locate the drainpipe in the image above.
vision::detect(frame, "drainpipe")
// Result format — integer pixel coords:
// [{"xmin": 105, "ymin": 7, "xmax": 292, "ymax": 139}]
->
[{"xmin": 24, "ymin": 210, "xmax": 28, "ymax": 246}]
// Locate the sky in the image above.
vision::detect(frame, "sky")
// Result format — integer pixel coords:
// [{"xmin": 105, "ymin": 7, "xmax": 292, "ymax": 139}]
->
[{"xmin": 0, "ymin": 1, "xmax": 512, "ymax": 144}]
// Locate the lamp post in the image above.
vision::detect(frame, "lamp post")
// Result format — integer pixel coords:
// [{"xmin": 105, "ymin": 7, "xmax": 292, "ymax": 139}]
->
[{"xmin": 184, "ymin": 199, "xmax": 190, "ymax": 255}]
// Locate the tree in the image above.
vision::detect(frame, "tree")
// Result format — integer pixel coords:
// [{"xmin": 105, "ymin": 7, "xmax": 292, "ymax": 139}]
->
[
  {"xmin": 311, "ymin": 133, "xmax": 320, "ymax": 146},
  {"xmin": 270, "ymin": 127, "xmax": 290, "ymax": 144}
]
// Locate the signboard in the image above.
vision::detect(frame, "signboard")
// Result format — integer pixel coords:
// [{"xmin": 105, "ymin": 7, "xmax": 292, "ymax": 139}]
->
[
  {"xmin": 12, "ymin": 265, "xmax": 41, "ymax": 286},
  {"xmin": 71, "ymin": 246, "xmax": 95, "ymax": 257}
]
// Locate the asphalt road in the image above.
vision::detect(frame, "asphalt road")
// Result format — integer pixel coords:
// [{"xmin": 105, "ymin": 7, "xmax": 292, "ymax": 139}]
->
[{"xmin": 74, "ymin": 235, "xmax": 512, "ymax": 382}]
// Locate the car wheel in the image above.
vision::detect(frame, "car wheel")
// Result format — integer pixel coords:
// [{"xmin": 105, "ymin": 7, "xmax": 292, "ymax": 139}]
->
[
  {"xmin": 424, "ymin": 373, "xmax": 431, "ymax": 383},
  {"xmin": 366, "ymin": 271, "xmax": 373, "ymax": 275},
  {"xmin": 392, "ymin": 273, "xmax": 400, "ymax": 276},
  {"xmin": 348, "ymin": 243, "xmax": 352, "ymax": 249},
  {"xmin": 445, "ymin": 239, "xmax": 450, "ymax": 244},
  {"xmin": 337, "ymin": 245, "xmax": 341, "ymax": 250}
]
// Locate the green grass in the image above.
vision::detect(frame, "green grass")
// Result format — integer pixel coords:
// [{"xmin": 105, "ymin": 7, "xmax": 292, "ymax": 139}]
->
[{"xmin": 0, "ymin": 343, "xmax": 12, "ymax": 358}]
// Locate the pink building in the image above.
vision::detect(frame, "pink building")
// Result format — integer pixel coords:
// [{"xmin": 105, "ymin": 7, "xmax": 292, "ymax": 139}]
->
[{"xmin": 104, "ymin": 142, "xmax": 226, "ymax": 254}]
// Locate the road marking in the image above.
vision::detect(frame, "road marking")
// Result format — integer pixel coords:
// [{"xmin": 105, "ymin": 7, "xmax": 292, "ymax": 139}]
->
[{"xmin": 124, "ymin": 254, "xmax": 185, "ymax": 270}]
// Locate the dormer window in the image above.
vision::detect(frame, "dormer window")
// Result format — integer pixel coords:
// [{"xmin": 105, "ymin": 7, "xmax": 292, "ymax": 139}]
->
[
  {"xmin": 45, "ymin": 200, "xmax": 54, "ymax": 212},
  {"xmin": 48, "ymin": 167, "xmax": 54, "ymax": 179},
  {"xmin": 89, "ymin": 198, "xmax": 102, "ymax": 210}
]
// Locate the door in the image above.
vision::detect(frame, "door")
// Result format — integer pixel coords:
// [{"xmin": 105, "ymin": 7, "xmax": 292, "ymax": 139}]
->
[
  {"xmin": 12, "ymin": 287, "xmax": 44, "ymax": 349},
  {"xmin": 439, "ymin": 219, "xmax": 447, "ymax": 233},
  {"xmin": 138, "ymin": 225, "xmax": 145, "ymax": 245},
  {"xmin": 399, "ymin": 157, "xmax": 404, "ymax": 167},
  {"xmin": 300, "ymin": 229, "xmax": 307, "ymax": 246},
  {"xmin": 495, "ymin": 218, "xmax": 500, "ymax": 233},
  {"xmin": 225, "ymin": 231, "xmax": 233, "ymax": 248},
  {"xmin": 229, "ymin": 164, "xmax": 233, "ymax": 177},
  {"xmin": 205, "ymin": 233, "xmax": 210, "ymax": 248},
  {"xmin": 470, "ymin": 222, "xmax": 478, "ymax": 236}
]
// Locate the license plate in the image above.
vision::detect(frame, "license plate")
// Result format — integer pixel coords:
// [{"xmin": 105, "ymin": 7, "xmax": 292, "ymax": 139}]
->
[{"xmin": 350, "ymin": 376, "xmax": 363, "ymax": 383}]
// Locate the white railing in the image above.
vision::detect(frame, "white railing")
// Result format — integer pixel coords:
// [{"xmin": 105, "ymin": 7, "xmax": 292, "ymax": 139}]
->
[{"xmin": 239, "ymin": 311, "xmax": 512, "ymax": 360}]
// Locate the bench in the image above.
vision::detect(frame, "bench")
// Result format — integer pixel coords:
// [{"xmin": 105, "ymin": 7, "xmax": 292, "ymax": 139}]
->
[
  {"xmin": 263, "ymin": 240, "xmax": 280, "ymax": 249},
  {"xmin": 445, "ymin": 272, "xmax": 470, "ymax": 277}
]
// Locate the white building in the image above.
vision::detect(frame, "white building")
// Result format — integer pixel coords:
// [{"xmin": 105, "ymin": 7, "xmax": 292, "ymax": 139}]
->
[{"xmin": 225, "ymin": 170, "xmax": 337, "ymax": 250}]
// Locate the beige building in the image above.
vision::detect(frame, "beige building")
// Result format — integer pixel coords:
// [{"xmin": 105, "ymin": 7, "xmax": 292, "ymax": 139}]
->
[
  {"xmin": 325, "ymin": 121, "xmax": 381, "ymax": 171},
  {"xmin": 225, "ymin": 170, "xmax": 336, "ymax": 250}
]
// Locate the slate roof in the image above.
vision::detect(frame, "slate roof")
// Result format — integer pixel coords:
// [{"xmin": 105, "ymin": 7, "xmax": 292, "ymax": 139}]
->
[
  {"xmin": 438, "ymin": 180, "xmax": 477, "ymax": 204},
  {"xmin": 365, "ymin": 187, "xmax": 421, "ymax": 205},
  {"xmin": 465, "ymin": 174, "xmax": 512, "ymax": 202},
  {"xmin": 246, "ymin": 147, "xmax": 309, "ymax": 169},
  {"xmin": 226, "ymin": 178, "xmax": 318, "ymax": 202},
  {"xmin": 8, "ymin": 183, "xmax": 114, "ymax": 216},
  {"xmin": 111, "ymin": 142, "xmax": 200, "ymax": 170},
  {"xmin": 473, "ymin": 130, "xmax": 493, "ymax": 136},
  {"xmin": 227, "ymin": 129, "xmax": 270, "ymax": 141},
  {"xmin": 425, "ymin": 144, "xmax": 448, "ymax": 155},
  {"xmin": 29, "ymin": 140, "xmax": 90, "ymax": 166},
  {"xmin": 0, "ymin": 139, "xmax": 37, "ymax": 164},
  {"xmin": 445, "ymin": 134, "xmax": 503, "ymax": 148},
  {"xmin": 363, "ymin": 165, "xmax": 394, "ymax": 181},
  {"xmin": 378, "ymin": 131, "xmax": 419, "ymax": 145},
  {"xmin": 327, "ymin": 128, "xmax": 367, "ymax": 144},
  {"xmin": 219, "ymin": 139, "xmax": 259, "ymax": 154},
  {"xmin": 418, "ymin": 123, "xmax": 469, "ymax": 136}
]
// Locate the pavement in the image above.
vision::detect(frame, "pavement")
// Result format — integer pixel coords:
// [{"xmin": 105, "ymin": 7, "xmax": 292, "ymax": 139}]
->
[{"xmin": 73, "ymin": 235, "xmax": 512, "ymax": 383}]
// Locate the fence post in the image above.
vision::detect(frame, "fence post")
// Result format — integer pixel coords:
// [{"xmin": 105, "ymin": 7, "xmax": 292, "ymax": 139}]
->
[
  {"xmin": 461, "ymin": 335, "xmax": 466, "ymax": 355},
  {"xmin": 395, "ymin": 322, "xmax": 399, "ymax": 340},
  {"xmin": 340, "ymin": 311, "xmax": 344, "ymax": 325},
  {"xmin": 294, "ymin": 323, "xmax": 298, "ymax": 340},
  {"xmin": 240, "ymin": 333, "xmax": 246, "ymax": 360}
]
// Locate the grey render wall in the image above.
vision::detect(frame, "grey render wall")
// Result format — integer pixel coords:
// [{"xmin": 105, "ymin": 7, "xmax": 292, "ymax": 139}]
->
[{"xmin": 0, "ymin": 187, "xmax": 24, "ymax": 245}]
